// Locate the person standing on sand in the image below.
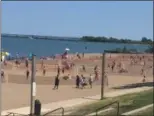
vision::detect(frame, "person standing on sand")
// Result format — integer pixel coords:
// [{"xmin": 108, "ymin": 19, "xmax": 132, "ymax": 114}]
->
[
  {"xmin": 82, "ymin": 65, "xmax": 86, "ymax": 72},
  {"xmin": 41, "ymin": 59, "xmax": 44, "ymax": 69},
  {"xmin": 80, "ymin": 75, "xmax": 86, "ymax": 89},
  {"xmin": 94, "ymin": 65, "xmax": 99, "ymax": 81},
  {"xmin": 1, "ymin": 70, "xmax": 5, "ymax": 82},
  {"xmin": 77, "ymin": 53, "xmax": 81, "ymax": 59},
  {"xmin": 142, "ymin": 70, "xmax": 147, "ymax": 83},
  {"xmin": 143, "ymin": 60, "xmax": 146, "ymax": 68},
  {"xmin": 140, "ymin": 67, "xmax": 147, "ymax": 82},
  {"xmin": 130, "ymin": 59, "xmax": 133, "ymax": 66},
  {"xmin": 53, "ymin": 75, "xmax": 60, "ymax": 89},
  {"xmin": 140, "ymin": 67, "xmax": 144, "ymax": 75},
  {"xmin": 57, "ymin": 65, "xmax": 60, "ymax": 75},
  {"xmin": 76, "ymin": 75, "xmax": 80, "ymax": 88},
  {"xmin": 43, "ymin": 66, "xmax": 46, "ymax": 76},
  {"xmin": 15, "ymin": 59, "xmax": 18, "ymax": 67},
  {"xmin": 88, "ymin": 74, "xmax": 93, "ymax": 88},
  {"xmin": 25, "ymin": 58, "xmax": 29, "ymax": 68},
  {"xmin": 4, "ymin": 60, "xmax": 7, "ymax": 66},
  {"xmin": 107, "ymin": 63, "xmax": 110, "ymax": 68},
  {"xmin": 62, "ymin": 67, "xmax": 65, "ymax": 74},
  {"xmin": 26, "ymin": 69, "xmax": 30, "ymax": 80},
  {"xmin": 111, "ymin": 60, "xmax": 116, "ymax": 72}
]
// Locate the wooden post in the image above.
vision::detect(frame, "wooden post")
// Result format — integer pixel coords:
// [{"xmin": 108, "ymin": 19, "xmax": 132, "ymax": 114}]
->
[{"xmin": 101, "ymin": 52, "xmax": 105, "ymax": 100}]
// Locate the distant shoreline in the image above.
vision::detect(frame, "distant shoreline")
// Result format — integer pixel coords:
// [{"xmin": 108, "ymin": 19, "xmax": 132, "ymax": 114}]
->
[
  {"xmin": 2, "ymin": 33, "xmax": 153, "ymax": 45},
  {"xmin": 2, "ymin": 33, "xmax": 80, "ymax": 42}
]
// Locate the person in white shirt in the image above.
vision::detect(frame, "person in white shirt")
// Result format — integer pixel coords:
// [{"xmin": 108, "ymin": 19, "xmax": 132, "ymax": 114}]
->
[{"xmin": 89, "ymin": 74, "xmax": 93, "ymax": 88}]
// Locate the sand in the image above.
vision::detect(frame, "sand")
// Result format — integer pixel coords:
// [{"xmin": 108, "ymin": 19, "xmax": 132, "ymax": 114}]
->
[{"xmin": 1, "ymin": 53, "xmax": 153, "ymax": 110}]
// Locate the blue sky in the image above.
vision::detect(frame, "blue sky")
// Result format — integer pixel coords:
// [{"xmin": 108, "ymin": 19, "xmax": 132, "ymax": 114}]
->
[{"xmin": 2, "ymin": 1, "xmax": 153, "ymax": 40}]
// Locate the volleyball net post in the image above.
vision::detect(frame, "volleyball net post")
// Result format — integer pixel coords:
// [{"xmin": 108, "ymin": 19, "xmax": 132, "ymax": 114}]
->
[{"xmin": 101, "ymin": 51, "xmax": 106, "ymax": 100}]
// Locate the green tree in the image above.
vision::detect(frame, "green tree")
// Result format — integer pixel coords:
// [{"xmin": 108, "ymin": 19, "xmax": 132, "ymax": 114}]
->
[
  {"xmin": 80, "ymin": 36, "xmax": 153, "ymax": 45},
  {"xmin": 141, "ymin": 37, "xmax": 152, "ymax": 43}
]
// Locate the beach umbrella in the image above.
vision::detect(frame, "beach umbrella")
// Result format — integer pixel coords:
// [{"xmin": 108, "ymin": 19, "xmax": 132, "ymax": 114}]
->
[
  {"xmin": 5, "ymin": 52, "xmax": 10, "ymax": 56},
  {"xmin": 65, "ymin": 48, "xmax": 70, "ymax": 51},
  {"xmin": 1, "ymin": 52, "xmax": 10, "ymax": 56}
]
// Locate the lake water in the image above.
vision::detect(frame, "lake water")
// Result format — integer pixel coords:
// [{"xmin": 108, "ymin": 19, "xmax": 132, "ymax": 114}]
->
[{"xmin": 1, "ymin": 37, "xmax": 149, "ymax": 57}]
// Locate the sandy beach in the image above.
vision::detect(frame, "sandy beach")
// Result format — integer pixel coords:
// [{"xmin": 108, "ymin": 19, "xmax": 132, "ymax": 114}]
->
[{"xmin": 1, "ymin": 53, "xmax": 153, "ymax": 110}]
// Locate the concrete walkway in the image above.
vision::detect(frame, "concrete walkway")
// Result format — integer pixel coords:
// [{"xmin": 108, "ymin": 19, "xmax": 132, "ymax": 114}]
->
[
  {"xmin": 2, "ymin": 87, "xmax": 152, "ymax": 115},
  {"xmin": 86, "ymin": 107, "xmax": 115, "ymax": 116},
  {"xmin": 121, "ymin": 104, "xmax": 153, "ymax": 116}
]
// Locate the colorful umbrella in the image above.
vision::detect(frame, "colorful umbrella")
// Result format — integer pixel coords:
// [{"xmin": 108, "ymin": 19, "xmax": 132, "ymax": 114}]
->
[{"xmin": 1, "ymin": 52, "xmax": 10, "ymax": 56}]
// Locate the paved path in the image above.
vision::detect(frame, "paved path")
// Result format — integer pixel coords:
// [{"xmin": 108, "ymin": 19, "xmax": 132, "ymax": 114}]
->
[
  {"xmin": 122, "ymin": 104, "xmax": 153, "ymax": 115},
  {"xmin": 2, "ymin": 87, "xmax": 152, "ymax": 115}
]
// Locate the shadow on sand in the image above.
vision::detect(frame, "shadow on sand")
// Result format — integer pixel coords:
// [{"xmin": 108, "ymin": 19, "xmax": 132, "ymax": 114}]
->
[{"xmin": 112, "ymin": 81, "xmax": 154, "ymax": 90}]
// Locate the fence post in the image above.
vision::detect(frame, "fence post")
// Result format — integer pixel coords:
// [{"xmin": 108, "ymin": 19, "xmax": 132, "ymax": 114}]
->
[
  {"xmin": 101, "ymin": 52, "xmax": 105, "ymax": 100},
  {"xmin": 117, "ymin": 102, "xmax": 120, "ymax": 116}
]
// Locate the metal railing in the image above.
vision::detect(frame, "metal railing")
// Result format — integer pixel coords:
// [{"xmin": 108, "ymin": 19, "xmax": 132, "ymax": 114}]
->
[
  {"xmin": 42, "ymin": 107, "xmax": 64, "ymax": 116},
  {"xmin": 95, "ymin": 101, "xmax": 120, "ymax": 116}
]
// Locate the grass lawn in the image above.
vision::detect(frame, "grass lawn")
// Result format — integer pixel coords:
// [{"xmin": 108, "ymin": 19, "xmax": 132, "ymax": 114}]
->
[{"xmin": 68, "ymin": 89, "xmax": 153, "ymax": 116}]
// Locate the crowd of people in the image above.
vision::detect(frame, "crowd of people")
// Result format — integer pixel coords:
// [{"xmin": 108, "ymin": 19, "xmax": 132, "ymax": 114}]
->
[{"xmin": 1, "ymin": 53, "xmax": 153, "ymax": 90}]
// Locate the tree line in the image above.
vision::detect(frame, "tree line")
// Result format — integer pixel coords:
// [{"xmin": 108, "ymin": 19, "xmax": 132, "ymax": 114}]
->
[
  {"xmin": 106, "ymin": 45, "xmax": 153, "ymax": 54},
  {"xmin": 80, "ymin": 36, "xmax": 153, "ymax": 45}
]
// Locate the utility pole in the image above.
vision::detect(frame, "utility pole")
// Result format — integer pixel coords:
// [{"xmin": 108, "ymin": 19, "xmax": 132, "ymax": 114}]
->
[
  {"xmin": 0, "ymin": 55, "xmax": 1, "ymax": 116},
  {"xmin": 30, "ymin": 54, "xmax": 36, "ymax": 115},
  {"xmin": 101, "ymin": 52, "xmax": 106, "ymax": 100},
  {"xmin": 0, "ymin": 51, "xmax": 1, "ymax": 116}
]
